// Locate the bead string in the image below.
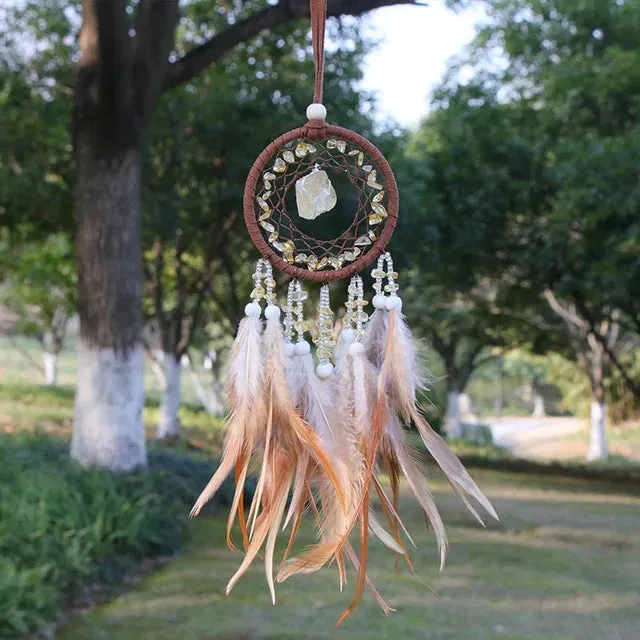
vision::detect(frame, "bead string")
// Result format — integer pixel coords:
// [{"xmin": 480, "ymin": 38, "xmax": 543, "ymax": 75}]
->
[
  {"xmin": 284, "ymin": 281, "xmax": 296, "ymax": 343},
  {"xmin": 293, "ymin": 281, "xmax": 307, "ymax": 344},
  {"xmin": 316, "ymin": 284, "xmax": 335, "ymax": 364},
  {"xmin": 371, "ymin": 252, "xmax": 400, "ymax": 310},
  {"xmin": 346, "ymin": 275, "xmax": 368, "ymax": 341}
]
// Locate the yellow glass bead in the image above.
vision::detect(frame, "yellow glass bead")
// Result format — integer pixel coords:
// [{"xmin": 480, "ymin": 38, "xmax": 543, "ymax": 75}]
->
[
  {"xmin": 295, "ymin": 143, "xmax": 311, "ymax": 158},
  {"xmin": 273, "ymin": 158, "xmax": 286, "ymax": 173}
]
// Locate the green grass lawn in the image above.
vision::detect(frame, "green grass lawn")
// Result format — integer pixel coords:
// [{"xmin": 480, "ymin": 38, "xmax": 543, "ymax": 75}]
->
[
  {"xmin": 60, "ymin": 470, "xmax": 640, "ymax": 640},
  {"xmin": 2, "ymin": 359, "xmax": 639, "ymax": 639}
]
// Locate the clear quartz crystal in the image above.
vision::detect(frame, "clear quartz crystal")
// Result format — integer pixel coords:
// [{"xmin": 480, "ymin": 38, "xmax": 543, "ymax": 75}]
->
[{"xmin": 295, "ymin": 168, "xmax": 337, "ymax": 221}]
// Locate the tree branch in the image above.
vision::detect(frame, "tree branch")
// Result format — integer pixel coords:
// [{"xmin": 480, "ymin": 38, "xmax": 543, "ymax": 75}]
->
[
  {"xmin": 543, "ymin": 289, "xmax": 588, "ymax": 332},
  {"xmin": 93, "ymin": 0, "xmax": 133, "ymax": 121},
  {"xmin": 575, "ymin": 301, "xmax": 640, "ymax": 400},
  {"xmin": 163, "ymin": 0, "xmax": 420, "ymax": 91},
  {"xmin": 134, "ymin": 0, "xmax": 179, "ymax": 122}
]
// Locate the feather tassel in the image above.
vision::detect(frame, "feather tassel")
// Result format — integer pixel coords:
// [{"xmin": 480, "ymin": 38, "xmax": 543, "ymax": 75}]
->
[
  {"xmin": 379, "ymin": 307, "xmax": 499, "ymax": 537},
  {"xmin": 190, "ymin": 314, "xmax": 264, "ymax": 531},
  {"xmin": 238, "ymin": 309, "xmax": 347, "ymax": 598}
]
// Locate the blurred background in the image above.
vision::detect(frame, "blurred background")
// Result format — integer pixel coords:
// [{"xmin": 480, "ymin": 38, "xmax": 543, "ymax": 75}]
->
[{"xmin": 1, "ymin": 0, "xmax": 638, "ymax": 638}]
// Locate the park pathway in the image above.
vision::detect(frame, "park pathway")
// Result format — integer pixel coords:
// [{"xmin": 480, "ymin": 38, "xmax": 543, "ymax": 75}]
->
[{"xmin": 487, "ymin": 416, "xmax": 584, "ymax": 458}]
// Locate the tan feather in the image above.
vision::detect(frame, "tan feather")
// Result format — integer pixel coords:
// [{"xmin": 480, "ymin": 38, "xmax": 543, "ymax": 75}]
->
[
  {"xmin": 382, "ymin": 309, "xmax": 498, "ymax": 524},
  {"xmin": 190, "ymin": 315, "xmax": 264, "ymax": 518}
]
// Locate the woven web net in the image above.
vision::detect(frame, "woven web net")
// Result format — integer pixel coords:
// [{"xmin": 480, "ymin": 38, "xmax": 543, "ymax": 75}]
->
[{"xmin": 251, "ymin": 136, "xmax": 390, "ymax": 273}]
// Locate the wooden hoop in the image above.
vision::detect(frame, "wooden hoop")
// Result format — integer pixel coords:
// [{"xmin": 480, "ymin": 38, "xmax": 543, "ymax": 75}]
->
[{"xmin": 243, "ymin": 121, "xmax": 399, "ymax": 282}]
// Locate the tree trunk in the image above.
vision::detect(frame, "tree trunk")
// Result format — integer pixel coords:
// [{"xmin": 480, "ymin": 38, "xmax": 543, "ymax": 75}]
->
[
  {"xmin": 71, "ymin": 135, "xmax": 147, "ymax": 470},
  {"xmin": 445, "ymin": 391, "xmax": 462, "ymax": 439},
  {"xmin": 532, "ymin": 393, "xmax": 546, "ymax": 417},
  {"xmin": 156, "ymin": 352, "xmax": 181, "ymax": 440},
  {"xmin": 586, "ymin": 398, "xmax": 608, "ymax": 461},
  {"xmin": 494, "ymin": 354, "xmax": 503, "ymax": 420},
  {"xmin": 43, "ymin": 352, "xmax": 58, "ymax": 386}
]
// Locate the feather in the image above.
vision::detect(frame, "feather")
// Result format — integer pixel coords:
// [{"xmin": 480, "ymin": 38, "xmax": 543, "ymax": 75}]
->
[
  {"xmin": 243, "ymin": 314, "xmax": 348, "ymax": 593},
  {"xmin": 190, "ymin": 315, "xmax": 264, "ymax": 518},
  {"xmin": 383, "ymin": 422, "xmax": 447, "ymax": 569},
  {"xmin": 380, "ymin": 309, "xmax": 498, "ymax": 529},
  {"xmin": 363, "ymin": 307, "xmax": 388, "ymax": 370}
]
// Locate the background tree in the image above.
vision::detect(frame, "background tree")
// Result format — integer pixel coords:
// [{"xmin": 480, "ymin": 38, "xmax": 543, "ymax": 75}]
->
[
  {"xmin": 396, "ymin": 82, "xmax": 546, "ymax": 436},
  {"xmin": 438, "ymin": 0, "xmax": 640, "ymax": 456},
  {"xmin": 142, "ymin": 16, "xmax": 375, "ymax": 439},
  {"xmin": 0, "ymin": 235, "xmax": 76, "ymax": 386},
  {"xmin": 2, "ymin": 0, "xmax": 422, "ymax": 470}
]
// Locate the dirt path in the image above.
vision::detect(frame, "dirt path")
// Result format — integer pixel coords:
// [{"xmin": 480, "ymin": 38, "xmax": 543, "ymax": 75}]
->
[{"xmin": 488, "ymin": 416, "xmax": 585, "ymax": 458}]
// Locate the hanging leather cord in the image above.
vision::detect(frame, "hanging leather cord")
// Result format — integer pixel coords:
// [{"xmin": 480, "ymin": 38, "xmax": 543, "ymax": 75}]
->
[{"xmin": 310, "ymin": 0, "xmax": 327, "ymax": 104}]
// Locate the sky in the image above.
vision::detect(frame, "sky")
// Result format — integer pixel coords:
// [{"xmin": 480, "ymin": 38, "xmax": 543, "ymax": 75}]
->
[{"xmin": 359, "ymin": 3, "xmax": 486, "ymax": 128}]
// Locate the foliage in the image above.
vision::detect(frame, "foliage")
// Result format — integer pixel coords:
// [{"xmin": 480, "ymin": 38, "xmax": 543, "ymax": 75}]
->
[
  {"xmin": 143, "ymin": 15, "xmax": 376, "ymax": 360},
  {"xmin": 0, "ymin": 432, "xmax": 238, "ymax": 638},
  {"xmin": 0, "ymin": 233, "xmax": 76, "ymax": 353},
  {"xmin": 0, "ymin": 1, "xmax": 74, "ymax": 239}
]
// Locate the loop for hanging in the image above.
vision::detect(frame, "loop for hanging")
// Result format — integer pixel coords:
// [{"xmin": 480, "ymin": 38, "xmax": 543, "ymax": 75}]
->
[{"xmin": 310, "ymin": 0, "xmax": 327, "ymax": 105}]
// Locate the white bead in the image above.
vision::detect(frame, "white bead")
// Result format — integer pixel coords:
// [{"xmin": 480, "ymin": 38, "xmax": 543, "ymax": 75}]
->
[
  {"xmin": 244, "ymin": 302, "xmax": 261, "ymax": 317},
  {"xmin": 306, "ymin": 103, "xmax": 327, "ymax": 121},
  {"xmin": 284, "ymin": 342, "xmax": 295, "ymax": 357},
  {"xmin": 264, "ymin": 304, "xmax": 281, "ymax": 320},
  {"xmin": 340, "ymin": 328, "xmax": 355, "ymax": 343},
  {"xmin": 294, "ymin": 340, "xmax": 311, "ymax": 355},
  {"xmin": 372, "ymin": 294, "xmax": 386, "ymax": 309},
  {"xmin": 316, "ymin": 362, "xmax": 334, "ymax": 379},
  {"xmin": 385, "ymin": 295, "xmax": 402, "ymax": 311},
  {"xmin": 348, "ymin": 342, "xmax": 365, "ymax": 355}
]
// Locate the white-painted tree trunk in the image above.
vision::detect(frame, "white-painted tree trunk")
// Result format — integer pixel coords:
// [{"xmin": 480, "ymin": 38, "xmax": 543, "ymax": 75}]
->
[
  {"xmin": 43, "ymin": 352, "xmax": 58, "ymax": 386},
  {"xmin": 586, "ymin": 401, "xmax": 608, "ymax": 461},
  {"xmin": 445, "ymin": 391, "xmax": 462, "ymax": 439},
  {"xmin": 71, "ymin": 341, "xmax": 147, "ymax": 470},
  {"xmin": 532, "ymin": 393, "xmax": 546, "ymax": 417},
  {"xmin": 188, "ymin": 365, "xmax": 225, "ymax": 416},
  {"xmin": 156, "ymin": 353, "xmax": 181, "ymax": 440}
]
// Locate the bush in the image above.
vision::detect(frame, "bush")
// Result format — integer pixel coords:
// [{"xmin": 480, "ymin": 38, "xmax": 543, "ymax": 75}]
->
[
  {"xmin": 0, "ymin": 432, "xmax": 235, "ymax": 638},
  {"xmin": 459, "ymin": 421, "xmax": 494, "ymax": 446}
]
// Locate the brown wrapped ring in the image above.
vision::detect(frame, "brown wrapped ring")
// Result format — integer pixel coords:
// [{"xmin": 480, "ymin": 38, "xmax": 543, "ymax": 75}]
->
[{"xmin": 243, "ymin": 122, "xmax": 399, "ymax": 282}]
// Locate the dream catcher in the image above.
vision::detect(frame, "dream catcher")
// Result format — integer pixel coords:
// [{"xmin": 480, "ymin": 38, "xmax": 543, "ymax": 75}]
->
[{"xmin": 192, "ymin": 0, "xmax": 498, "ymax": 625}]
